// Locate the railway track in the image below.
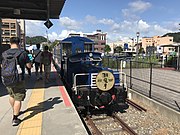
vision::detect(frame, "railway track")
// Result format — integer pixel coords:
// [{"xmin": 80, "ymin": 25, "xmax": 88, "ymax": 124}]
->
[
  {"xmin": 82, "ymin": 98, "xmax": 180, "ymax": 135},
  {"xmin": 83, "ymin": 99, "xmax": 147, "ymax": 135},
  {"xmin": 86, "ymin": 113, "xmax": 138, "ymax": 135},
  {"xmin": 126, "ymin": 99, "xmax": 147, "ymax": 112}
]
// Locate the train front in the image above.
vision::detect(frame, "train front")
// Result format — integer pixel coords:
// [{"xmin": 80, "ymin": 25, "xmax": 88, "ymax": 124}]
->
[{"xmin": 70, "ymin": 52, "xmax": 129, "ymax": 113}]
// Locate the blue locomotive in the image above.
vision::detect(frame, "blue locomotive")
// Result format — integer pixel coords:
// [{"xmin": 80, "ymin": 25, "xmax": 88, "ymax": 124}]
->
[{"xmin": 57, "ymin": 36, "xmax": 128, "ymax": 114}]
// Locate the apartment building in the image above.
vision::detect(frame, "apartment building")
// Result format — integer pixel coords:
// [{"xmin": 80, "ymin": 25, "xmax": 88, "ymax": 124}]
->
[
  {"xmin": 142, "ymin": 35, "xmax": 174, "ymax": 54},
  {"xmin": 86, "ymin": 30, "xmax": 107, "ymax": 53},
  {"xmin": 1, "ymin": 19, "xmax": 25, "ymax": 52}
]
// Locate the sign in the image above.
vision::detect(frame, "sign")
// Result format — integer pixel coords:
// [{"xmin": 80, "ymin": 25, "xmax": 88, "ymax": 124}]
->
[
  {"xmin": 124, "ymin": 43, "xmax": 128, "ymax": 50},
  {"xmin": 96, "ymin": 71, "xmax": 115, "ymax": 91},
  {"xmin": 44, "ymin": 19, "xmax": 53, "ymax": 29}
]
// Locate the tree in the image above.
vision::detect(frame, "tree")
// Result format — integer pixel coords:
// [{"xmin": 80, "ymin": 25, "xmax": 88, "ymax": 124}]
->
[
  {"xmin": 49, "ymin": 40, "xmax": 59, "ymax": 51},
  {"xmin": 104, "ymin": 44, "xmax": 111, "ymax": 54},
  {"xmin": 26, "ymin": 36, "xmax": 47, "ymax": 44},
  {"xmin": 139, "ymin": 47, "xmax": 145, "ymax": 54},
  {"xmin": 163, "ymin": 32, "xmax": 180, "ymax": 43},
  {"xmin": 114, "ymin": 46, "xmax": 123, "ymax": 54}
]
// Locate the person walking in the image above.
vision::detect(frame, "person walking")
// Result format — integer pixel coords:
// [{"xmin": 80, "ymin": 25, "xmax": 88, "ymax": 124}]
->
[
  {"xmin": 33, "ymin": 43, "xmax": 42, "ymax": 80},
  {"xmin": 25, "ymin": 50, "xmax": 33, "ymax": 77},
  {"xmin": 1, "ymin": 37, "xmax": 31, "ymax": 126},
  {"xmin": 41, "ymin": 46, "xmax": 53, "ymax": 83}
]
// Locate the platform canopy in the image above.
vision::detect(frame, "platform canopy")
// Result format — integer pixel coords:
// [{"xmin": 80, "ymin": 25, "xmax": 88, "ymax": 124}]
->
[{"xmin": 0, "ymin": 0, "xmax": 65, "ymax": 20}]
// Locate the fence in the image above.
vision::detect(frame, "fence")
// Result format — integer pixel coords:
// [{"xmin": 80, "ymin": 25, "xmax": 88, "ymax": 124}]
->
[{"xmin": 102, "ymin": 56, "xmax": 180, "ymax": 111}]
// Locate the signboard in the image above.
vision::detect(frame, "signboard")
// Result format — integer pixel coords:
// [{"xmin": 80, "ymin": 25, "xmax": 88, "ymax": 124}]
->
[
  {"xmin": 96, "ymin": 71, "xmax": 115, "ymax": 91},
  {"xmin": 44, "ymin": 19, "xmax": 53, "ymax": 29},
  {"xmin": 124, "ymin": 43, "xmax": 128, "ymax": 50}
]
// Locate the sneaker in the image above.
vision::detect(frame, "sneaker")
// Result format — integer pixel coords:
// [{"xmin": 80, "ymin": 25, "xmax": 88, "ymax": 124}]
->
[{"xmin": 12, "ymin": 118, "xmax": 21, "ymax": 126}]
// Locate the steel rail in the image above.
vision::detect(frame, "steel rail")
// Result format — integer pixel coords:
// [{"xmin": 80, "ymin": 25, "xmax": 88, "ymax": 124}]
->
[
  {"xmin": 112, "ymin": 113, "xmax": 138, "ymax": 135},
  {"xmin": 86, "ymin": 116, "xmax": 103, "ymax": 135},
  {"xmin": 126, "ymin": 99, "xmax": 147, "ymax": 112}
]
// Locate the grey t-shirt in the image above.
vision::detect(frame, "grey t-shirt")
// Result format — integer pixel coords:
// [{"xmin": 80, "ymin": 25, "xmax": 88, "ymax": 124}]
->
[{"xmin": 33, "ymin": 49, "xmax": 42, "ymax": 63}]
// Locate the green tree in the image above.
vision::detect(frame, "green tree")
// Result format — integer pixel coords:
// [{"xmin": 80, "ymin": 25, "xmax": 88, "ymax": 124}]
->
[
  {"xmin": 104, "ymin": 44, "xmax": 111, "ymax": 54},
  {"xmin": 114, "ymin": 46, "xmax": 123, "ymax": 53},
  {"xmin": 138, "ymin": 47, "xmax": 145, "ymax": 54},
  {"xmin": 163, "ymin": 32, "xmax": 180, "ymax": 43},
  {"xmin": 26, "ymin": 36, "xmax": 47, "ymax": 44},
  {"xmin": 49, "ymin": 40, "xmax": 59, "ymax": 51}
]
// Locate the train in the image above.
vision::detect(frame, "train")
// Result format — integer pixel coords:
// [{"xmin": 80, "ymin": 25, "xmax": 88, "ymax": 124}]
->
[{"xmin": 54, "ymin": 36, "xmax": 129, "ymax": 114}]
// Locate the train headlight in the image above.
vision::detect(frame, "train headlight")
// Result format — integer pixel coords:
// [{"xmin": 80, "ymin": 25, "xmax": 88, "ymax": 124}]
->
[
  {"xmin": 96, "ymin": 71, "xmax": 115, "ymax": 91},
  {"xmin": 89, "ymin": 53, "xmax": 93, "ymax": 57}
]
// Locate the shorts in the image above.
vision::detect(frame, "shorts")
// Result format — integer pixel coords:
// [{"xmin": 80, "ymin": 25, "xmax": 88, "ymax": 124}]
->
[{"xmin": 6, "ymin": 81, "xmax": 26, "ymax": 101}]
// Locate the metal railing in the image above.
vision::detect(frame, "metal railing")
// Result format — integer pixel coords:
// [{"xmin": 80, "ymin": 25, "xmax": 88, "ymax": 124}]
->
[
  {"xmin": 102, "ymin": 56, "xmax": 180, "ymax": 111},
  {"xmin": 126, "ymin": 60, "xmax": 180, "ymax": 111}
]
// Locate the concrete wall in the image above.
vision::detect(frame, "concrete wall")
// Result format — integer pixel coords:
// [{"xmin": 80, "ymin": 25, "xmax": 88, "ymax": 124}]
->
[{"xmin": 128, "ymin": 88, "xmax": 180, "ymax": 123}]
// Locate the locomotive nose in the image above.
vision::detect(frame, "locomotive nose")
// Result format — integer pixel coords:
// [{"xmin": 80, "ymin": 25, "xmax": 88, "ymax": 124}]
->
[{"xmin": 99, "ymin": 92, "xmax": 112, "ymax": 105}]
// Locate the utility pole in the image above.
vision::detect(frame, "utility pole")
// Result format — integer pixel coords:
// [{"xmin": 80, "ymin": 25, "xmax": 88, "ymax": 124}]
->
[
  {"xmin": 136, "ymin": 32, "xmax": 140, "ymax": 61},
  {"xmin": 46, "ymin": 30, "xmax": 48, "ymax": 45},
  {"xmin": 177, "ymin": 45, "xmax": 179, "ymax": 70},
  {"xmin": 177, "ymin": 23, "xmax": 180, "ymax": 70}
]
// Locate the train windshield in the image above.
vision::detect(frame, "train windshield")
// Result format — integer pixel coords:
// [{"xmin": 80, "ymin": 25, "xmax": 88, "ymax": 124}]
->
[
  {"xmin": 84, "ymin": 43, "xmax": 93, "ymax": 52},
  {"xmin": 61, "ymin": 43, "xmax": 72, "ymax": 57}
]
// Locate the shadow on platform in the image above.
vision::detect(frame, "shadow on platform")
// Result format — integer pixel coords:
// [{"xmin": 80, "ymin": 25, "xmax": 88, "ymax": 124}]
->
[
  {"xmin": 20, "ymin": 97, "xmax": 63, "ymax": 122},
  {"xmin": 25, "ymin": 71, "xmax": 63, "ymax": 89}
]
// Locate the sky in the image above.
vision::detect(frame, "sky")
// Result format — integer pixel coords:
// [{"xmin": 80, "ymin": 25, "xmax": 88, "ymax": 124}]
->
[{"xmin": 25, "ymin": 0, "xmax": 180, "ymax": 43}]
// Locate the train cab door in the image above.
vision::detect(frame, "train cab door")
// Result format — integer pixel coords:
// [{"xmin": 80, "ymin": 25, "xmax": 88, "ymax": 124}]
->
[{"xmin": 60, "ymin": 42, "xmax": 72, "ymax": 79}]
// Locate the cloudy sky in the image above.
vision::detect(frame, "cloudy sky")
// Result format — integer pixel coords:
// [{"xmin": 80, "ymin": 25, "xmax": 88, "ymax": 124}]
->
[{"xmin": 25, "ymin": 0, "xmax": 180, "ymax": 43}]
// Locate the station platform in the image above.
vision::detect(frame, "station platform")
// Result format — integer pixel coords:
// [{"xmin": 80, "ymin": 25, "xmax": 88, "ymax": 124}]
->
[{"xmin": 0, "ymin": 65, "xmax": 88, "ymax": 135}]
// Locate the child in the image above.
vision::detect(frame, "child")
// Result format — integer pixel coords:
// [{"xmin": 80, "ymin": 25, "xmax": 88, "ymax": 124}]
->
[{"xmin": 26, "ymin": 50, "xmax": 33, "ymax": 77}]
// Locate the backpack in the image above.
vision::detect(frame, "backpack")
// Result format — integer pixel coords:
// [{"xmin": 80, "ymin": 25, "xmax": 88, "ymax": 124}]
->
[
  {"xmin": 1, "ymin": 51, "xmax": 23, "ymax": 86},
  {"xmin": 42, "ymin": 52, "xmax": 51, "ymax": 66},
  {"xmin": 33, "ymin": 50, "xmax": 41, "ymax": 63}
]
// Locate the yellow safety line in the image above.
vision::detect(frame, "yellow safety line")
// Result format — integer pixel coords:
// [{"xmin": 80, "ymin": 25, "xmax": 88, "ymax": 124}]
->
[{"xmin": 16, "ymin": 88, "xmax": 44, "ymax": 135}]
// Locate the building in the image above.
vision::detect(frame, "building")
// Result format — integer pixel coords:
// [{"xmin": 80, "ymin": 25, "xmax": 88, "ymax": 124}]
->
[
  {"xmin": 68, "ymin": 30, "xmax": 107, "ymax": 53},
  {"xmin": 142, "ymin": 35, "xmax": 174, "ymax": 55},
  {"xmin": 18, "ymin": 19, "xmax": 26, "ymax": 49},
  {"xmin": 108, "ymin": 38, "xmax": 142, "ymax": 55},
  {"xmin": 108, "ymin": 41, "xmax": 124, "ymax": 54},
  {"xmin": 1, "ymin": 19, "xmax": 25, "ymax": 52},
  {"xmin": 86, "ymin": 30, "xmax": 107, "ymax": 53},
  {"xmin": 68, "ymin": 33, "xmax": 81, "ymax": 37}
]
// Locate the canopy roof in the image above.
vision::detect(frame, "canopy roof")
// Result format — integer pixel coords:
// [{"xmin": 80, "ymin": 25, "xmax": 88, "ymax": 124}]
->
[{"xmin": 0, "ymin": 0, "xmax": 65, "ymax": 20}]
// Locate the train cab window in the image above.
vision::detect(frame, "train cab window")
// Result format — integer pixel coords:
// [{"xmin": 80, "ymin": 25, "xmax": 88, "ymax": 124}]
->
[
  {"xmin": 62, "ymin": 43, "xmax": 72, "ymax": 57},
  {"xmin": 84, "ymin": 44, "xmax": 93, "ymax": 52},
  {"xmin": 76, "ymin": 48, "xmax": 82, "ymax": 53}
]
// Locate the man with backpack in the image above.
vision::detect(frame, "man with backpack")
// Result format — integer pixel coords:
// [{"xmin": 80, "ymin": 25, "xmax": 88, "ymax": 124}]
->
[
  {"xmin": 1, "ymin": 37, "xmax": 31, "ymax": 126},
  {"xmin": 41, "ymin": 46, "xmax": 52, "ymax": 83},
  {"xmin": 33, "ymin": 43, "xmax": 42, "ymax": 80}
]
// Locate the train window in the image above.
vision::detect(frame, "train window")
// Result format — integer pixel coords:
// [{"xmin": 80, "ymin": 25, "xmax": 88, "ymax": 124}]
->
[
  {"xmin": 76, "ymin": 48, "xmax": 82, "ymax": 53},
  {"xmin": 84, "ymin": 44, "xmax": 93, "ymax": 52},
  {"xmin": 62, "ymin": 43, "xmax": 72, "ymax": 56}
]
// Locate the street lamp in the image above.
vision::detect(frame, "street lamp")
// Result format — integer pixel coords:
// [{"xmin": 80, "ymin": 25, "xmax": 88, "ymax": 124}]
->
[
  {"xmin": 130, "ymin": 37, "xmax": 134, "ymax": 52},
  {"xmin": 136, "ymin": 32, "xmax": 140, "ymax": 56}
]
